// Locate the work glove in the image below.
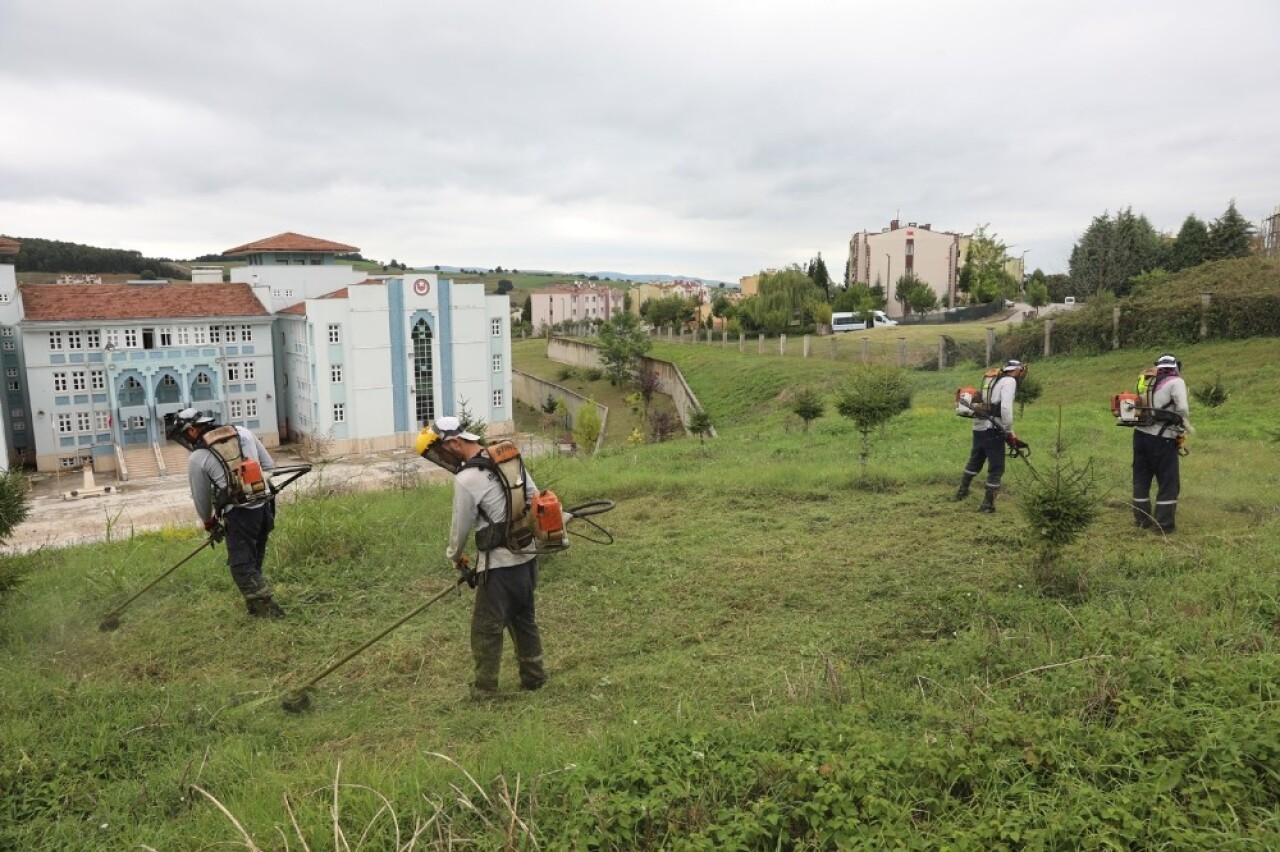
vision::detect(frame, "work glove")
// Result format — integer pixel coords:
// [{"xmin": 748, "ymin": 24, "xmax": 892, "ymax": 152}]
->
[
  {"xmin": 204, "ymin": 517, "xmax": 226, "ymax": 545},
  {"xmin": 454, "ymin": 555, "xmax": 477, "ymax": 589},
  {"xmin": 1005, "ymin": 433, "xmax": 1030, "ymax": 456}
]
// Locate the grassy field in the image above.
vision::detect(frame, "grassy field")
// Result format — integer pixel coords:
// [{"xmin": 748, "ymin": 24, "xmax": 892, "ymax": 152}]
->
[{"xmin": 2, "ymin": 330, "xmax": 1278, "ymax": 848}]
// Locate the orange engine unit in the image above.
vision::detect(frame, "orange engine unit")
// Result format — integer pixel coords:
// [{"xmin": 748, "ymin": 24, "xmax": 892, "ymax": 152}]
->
[
  {"xmin": 1111, "ymin": 392, "xmax": 1142, "ymax": 424},
  {"xmin": 532, "ymin": 489, "xmax": 565, "ymax": 543}
]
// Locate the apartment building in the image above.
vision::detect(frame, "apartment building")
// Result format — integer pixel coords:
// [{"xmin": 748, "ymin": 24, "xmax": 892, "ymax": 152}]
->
[
  {"xmin": 529, "ymin": 282, "xmax": 626, "ymax": 332},
  {"xmin": 847, "ymin": 219, "xmax": 962, "ymax": 317}
]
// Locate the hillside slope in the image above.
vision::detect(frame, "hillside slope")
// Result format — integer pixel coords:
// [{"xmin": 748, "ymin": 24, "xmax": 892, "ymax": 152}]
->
[{"xmin": 1, "ymin": 337, "xmax": 1277, "ymax": 848}]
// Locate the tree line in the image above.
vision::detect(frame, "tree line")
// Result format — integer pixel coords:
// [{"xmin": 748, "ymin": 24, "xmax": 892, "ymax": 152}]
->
[
  {"xmin": 6, "ymin": 236, "xmax": 190, "ymax": 279},
  {"xmin": 1066, "ymin": 200, "xmax": 1253, "ymax": 299}
]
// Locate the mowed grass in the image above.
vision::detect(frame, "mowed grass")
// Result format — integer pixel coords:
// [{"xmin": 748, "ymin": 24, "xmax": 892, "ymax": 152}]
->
[{"xmin": 1, "ymin": 332, "xmax": 1278, "ymax": 848}]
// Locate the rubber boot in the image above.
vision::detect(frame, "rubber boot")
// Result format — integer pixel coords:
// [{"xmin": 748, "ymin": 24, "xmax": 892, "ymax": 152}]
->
[
  {"xmin": 954, "ymin": 474, "xmax": 974, "ymax": 501},
  {"xmin": 979, "ymin": 486, "xmax": 997, "ymax": 513},
  {"xmin": 246, "ymin": 595, "xmax": 286, "ymax": 619}
]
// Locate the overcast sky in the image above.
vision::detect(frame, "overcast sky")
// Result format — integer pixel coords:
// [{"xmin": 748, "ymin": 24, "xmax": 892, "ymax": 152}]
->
[{"xmin": 2, "ymin": 1, "xmax": 1277, "ymax": 283}]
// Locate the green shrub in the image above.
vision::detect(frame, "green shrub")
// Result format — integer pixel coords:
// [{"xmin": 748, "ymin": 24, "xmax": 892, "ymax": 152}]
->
[{"xmin": 1192, "ymin": 375, "xmax": 1229, "ymax": 408}]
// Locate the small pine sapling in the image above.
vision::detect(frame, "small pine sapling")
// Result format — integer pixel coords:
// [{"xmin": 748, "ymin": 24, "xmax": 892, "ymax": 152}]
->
[
  {"xmin": 834, "ymin": 365, "xmax": 913, "ymax": 468},
  {"xmin": 790, "ymin": 386, "xmax": 825, "ymax": 433}
]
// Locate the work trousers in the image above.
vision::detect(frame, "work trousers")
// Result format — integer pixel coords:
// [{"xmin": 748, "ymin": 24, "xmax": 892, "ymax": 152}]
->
[
  {"xmin": 471, "ymin": 558, "xmax": 545, "ymax": 692},
  {"xmin": 963, "ymin": 428, "xmax": 1007, "ymax": 489},
  {"xmin": 225, "ymin": 502, "xmax": 276, "ymax": 598},
  {"xmin": 1133, "ymin": 430, "xmax": 1180, "ymax": 532}
]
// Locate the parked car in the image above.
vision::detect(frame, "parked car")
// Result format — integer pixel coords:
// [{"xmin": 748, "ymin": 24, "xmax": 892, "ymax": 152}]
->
[{"xmin": 1064, "ymin": 296, "xmax": 1076, "ymax": 306}]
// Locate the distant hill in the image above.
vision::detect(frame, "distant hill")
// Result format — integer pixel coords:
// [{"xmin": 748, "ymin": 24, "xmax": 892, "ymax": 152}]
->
[
  {"xmin": 2, "ymin": 235, "xmax": 736, "ymax": 289},
  {"xmin": 3, "ymin": 235, "xmax": 189, "ymax": 279}
]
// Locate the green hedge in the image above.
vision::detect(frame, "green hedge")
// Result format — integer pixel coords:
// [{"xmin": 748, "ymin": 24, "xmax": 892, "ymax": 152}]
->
[{"xmin": 996, "ymin": 257, "xmax": 1280, "ymax": 360}]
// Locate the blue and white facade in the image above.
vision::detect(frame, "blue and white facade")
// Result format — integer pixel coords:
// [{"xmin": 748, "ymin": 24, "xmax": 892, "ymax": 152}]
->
[
  {"xmin": 0, "ymin": 232, "xmax": 516, "ymax": 471},
  {"xmin": 277, "ymin": 273, "xmax": 513, "ymax": 453},
  {"xmin": 0, "ymin": 243, "xmax": 20, "ymax": 470}
]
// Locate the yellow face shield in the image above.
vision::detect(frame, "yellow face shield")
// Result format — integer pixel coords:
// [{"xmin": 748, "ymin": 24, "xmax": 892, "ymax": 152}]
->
[{"xmin": 416, "ymin": 425, "xmax": 462, "ymax": 473}]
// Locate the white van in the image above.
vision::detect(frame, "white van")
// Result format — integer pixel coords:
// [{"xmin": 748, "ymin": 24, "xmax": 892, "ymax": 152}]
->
[{"xmin": 831, "ymin": 311, "xmax": 899, "ymax": 332}]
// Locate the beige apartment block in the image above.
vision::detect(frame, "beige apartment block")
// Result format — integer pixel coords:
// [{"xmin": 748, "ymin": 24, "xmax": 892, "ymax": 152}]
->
[{"xmin": 848, "ymin": 219, "xmax": 961, "ymax": 317}]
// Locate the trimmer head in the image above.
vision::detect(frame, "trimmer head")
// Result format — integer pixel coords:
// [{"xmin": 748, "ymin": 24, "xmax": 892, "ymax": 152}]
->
[
  {"xmin": 99, "ymin": 616, "xmax": 121, "ymax": 632},
  {"xmin": 281, "ymin": 690, "xmax": 312, "ymax": 714}
]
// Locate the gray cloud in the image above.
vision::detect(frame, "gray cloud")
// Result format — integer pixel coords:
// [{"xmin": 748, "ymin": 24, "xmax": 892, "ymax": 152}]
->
[{"xmin": 2, "ymin": 0, "xmax": 1278, "ymax": 281}]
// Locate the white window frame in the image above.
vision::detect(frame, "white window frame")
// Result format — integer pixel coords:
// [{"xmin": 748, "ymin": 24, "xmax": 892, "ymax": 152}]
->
[
  {"xmin": 491, "ymin": 318, "xmax": 502, "ymax": 337},
  {"xmin": 67, "ymin": 330, "xmax": 82, "ymax": 350},
  {"xmin": 57, "ymin": 413, "xmax": 73, "ymax": 433},
  {"xmin": 124, "ymin": 328, "xmax": 139, "ymax": 348},
  {"xmin": 229, "ymin": 399, "xmax": 244, "ymax": 420},
  {"xmin": 49, "ymin": 331, "xmax": 63, "ymax": 350},
  {"xmin": 331, "ymin": 364, "xmax": 343, "ymax": 383},
  {"xmin": 53, "ymin": 372, "xmax": 68, "ymax": 392},
  {"xmin": 492, "ymin": 389, "xmax": 503, "ymax": 407},
  {"xmin": 76, "ymin": 411, "xmax": 91, "ymax": 432},
  {"xmin": 95, "ymin": 410, "xmax": 110, "ymax": 430},
  {"xmin": 333, "ymin": 402, "xmax": 345, "ymax": 423},
  {"xmin": 492, "ymin": 354, "xmax": 502, "ymax": 373},
  {"xmin": 91, "ymin": 369, "xmax": 105, "ymax": 390},
  {"xmin": 86, "ymin": 329, "xmax": 101, "ymax": 348},
  {"xmin": 246, "ymin": 398, "xmax": 258, "ymax": 418},
  {"xmin": 240, "ymin": 325, "xmax": 252, "ymax": 342},
  {"xmin": 71, "ymin": 371, "xmax": 87, "ymax": 391}
]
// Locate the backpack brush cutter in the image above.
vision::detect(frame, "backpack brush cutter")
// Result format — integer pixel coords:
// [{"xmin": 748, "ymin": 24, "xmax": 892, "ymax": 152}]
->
[
  {"xmin": 96, "ymin": 464, "xmax": 312, "ymax": 632},
  {"xmin": 277, "ymin": 498, "xmax": 617, "ymax": 714}
]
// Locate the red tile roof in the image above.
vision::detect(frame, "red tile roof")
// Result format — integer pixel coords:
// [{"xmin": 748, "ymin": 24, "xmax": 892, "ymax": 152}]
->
[
  {"xmin": 19, "ymin": 282, "xmax": 270, "ymax": 322},
  {"xmin": 223, "ymin": 232, "xmax": 359, "ymax": 256},
  {"xmin": 0, "ymin": 236, "xmax": 20, "ymax": 255}
]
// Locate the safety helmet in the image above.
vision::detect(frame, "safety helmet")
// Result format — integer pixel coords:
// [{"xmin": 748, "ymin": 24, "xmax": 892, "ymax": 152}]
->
[
  {"xmin": 1001, "ymin": 359, "xmax": 1027, "ymax": 377},
  {"xmin": 415, "ymin": 416, "xmax": 481, "ymax": 473},
  {"xmin": 1154, "ymin": 353, "xmax": 1181, "ymax": 371},
  {"xmin": 164, "ymin": 407, "xmax": 215, "ymax": 451}
]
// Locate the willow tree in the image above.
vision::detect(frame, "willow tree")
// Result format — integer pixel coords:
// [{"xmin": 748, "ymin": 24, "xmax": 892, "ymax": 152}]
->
[{"xmin": 757, "ymin": 266, "xmax": 827, "ymax": 331}]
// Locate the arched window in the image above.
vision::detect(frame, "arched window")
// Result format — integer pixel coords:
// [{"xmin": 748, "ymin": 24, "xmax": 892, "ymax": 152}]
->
[
  {"xmin": 155, "ymin": 373, "xmax": 181, "ymax": 403},
  {"xmin": 191, "ymin": 370, "xmax": 214, "ymax": 401},
  {"xmin": 119, "ymin": 375, "xmax": 145, "ymax": 406},
  {"xmin": 411, "ymin": 318, "xmax": 435, "ymax": 427}
]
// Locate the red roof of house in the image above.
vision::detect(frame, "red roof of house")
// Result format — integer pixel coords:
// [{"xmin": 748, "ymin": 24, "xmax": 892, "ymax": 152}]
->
[
  {"xmin": 19, "ymin": 282, "xmax": 270, "ymax": 322},
  {"xmin": 0, "ymin": 236, "xmax": 20, "ymax": 255},
  {"xmin": 223, "ymin": 232, "xmax": 359, "ymax": 256}
]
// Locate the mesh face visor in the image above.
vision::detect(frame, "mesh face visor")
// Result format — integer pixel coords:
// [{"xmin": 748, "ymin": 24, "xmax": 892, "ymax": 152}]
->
[
  {"xmin": 164, "ymin": 412, "xmax": 199, "ymax": 451},
  {"xmin": 415, "ymin": 426, "xmax": 463, "ymax": 474}
]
